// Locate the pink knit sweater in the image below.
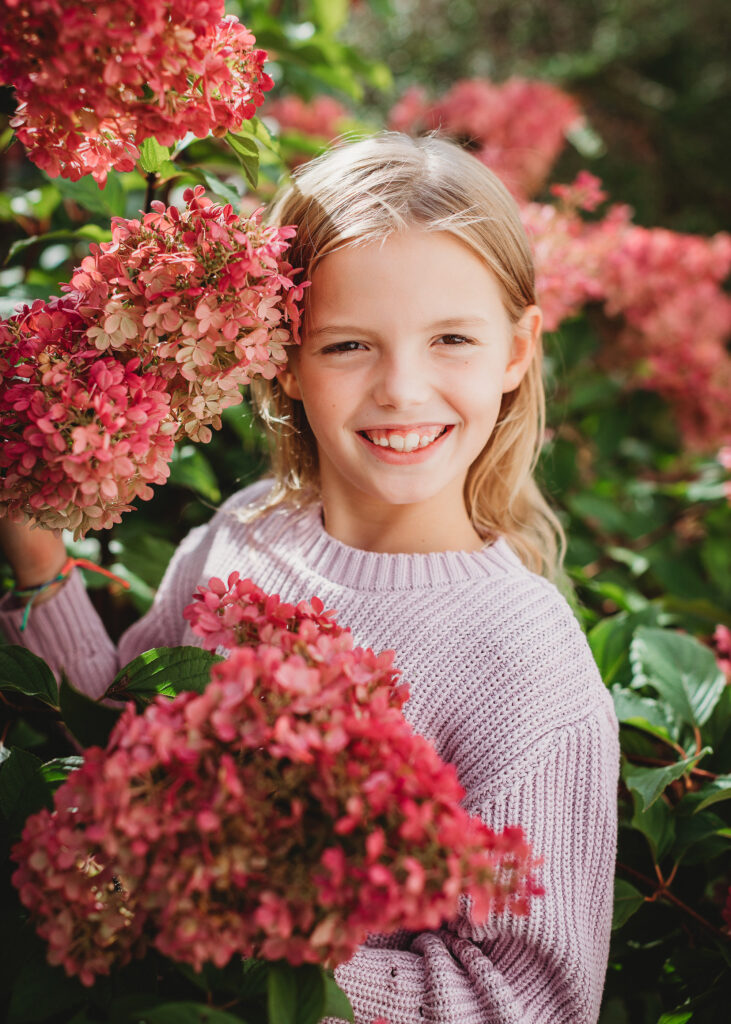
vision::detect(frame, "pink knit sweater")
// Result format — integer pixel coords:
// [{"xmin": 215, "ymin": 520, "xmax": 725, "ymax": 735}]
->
[{"xmin": 1, "ymin": 480, "xmax": 620, "ymax": 1024}]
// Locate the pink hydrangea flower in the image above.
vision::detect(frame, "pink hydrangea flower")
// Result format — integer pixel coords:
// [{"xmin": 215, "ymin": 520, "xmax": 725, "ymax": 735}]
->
[
  {"xmin": 388, "ymin": 77, "xmax": 582, "ymax": 199},
  {"xmin": 0, "ymin": 296, "xmax": 175, "ymax": 537},
  {"xmin": 0, "ymin": 1, "xmax": 273, "ymax": 184},
  {"xmin": 12, "ymin": 576, "xmax": 541, "ymax": 983},
  {"xmin": 67, "ymin": 185, "xmax": 306, "ymax": 443},
  {"xmin": 1, "ymin": 188, "xmax": 305, "ymax": 533},
  {"xmin": 523, "ymin": 177, "xmax": 731, "ymax": 450}
]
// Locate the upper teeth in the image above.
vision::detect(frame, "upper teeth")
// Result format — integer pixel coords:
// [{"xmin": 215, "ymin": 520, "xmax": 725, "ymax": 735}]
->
[{"xmin": 363, "ymin": 428, "xmax": 444, "ymax": 452}]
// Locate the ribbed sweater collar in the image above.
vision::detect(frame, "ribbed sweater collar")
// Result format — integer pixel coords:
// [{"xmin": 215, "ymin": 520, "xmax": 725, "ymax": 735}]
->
[{"xmin": 261, "ymin": 501, "xmax": 525, "ymax": 592}]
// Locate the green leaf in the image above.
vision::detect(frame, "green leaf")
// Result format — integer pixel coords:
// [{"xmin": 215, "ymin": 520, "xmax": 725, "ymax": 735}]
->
[
  {"xmin": 612, "ymin": 878, "xmax": 645, "ymax": 930},
  {"xmin": 657, "ymin": 1013, "xmax": 693, "ymax": 1024},
  {"xmin": 169, "ymin": 445, "xmax": 222, "ymax": 502},
  {"xmin": 623, "ymin": 748, "xmax": 711, "ymax": 812},
  {"xmin": 110, "ymin": 533, "xmax": 176, "ymax": 591},
  {"xmin": 692, "ymin": 773, "xmax": 731, "ymax": 813},
  {"xmin": 673, "ymin": 807, "xmax": 731, "ymax": 862},
  {"xmin": 54, "ymin": 171, "xmax": 126, "ymax": 217},
  {"xmin": 267, "ymin": 962, "xmax": 297, "ymax": 1024},
  {"xmin": 265, "ymin": 963, "xmax": 326, "ymax": 1024},
  {"xmin": 611, "ymin": 685, "xmax": 678, "ymax": 741},
  {"xmin": 39, "ymin": 756, "xmax": 84, "ymax": 786},
  {"xmin": 629, "ymin": 789, "xmax": 675, "ymax": 861},
  {"xmin": 0, "ymin": 747, "xmax": 45, "ymax": 827},
  {"xmin": 106, "ymin": 647, "xmax": 220, "ymax": 705},
  {"xmin": 138, "ymin": 137, "xmax": 171, "ymax": 174},
  {"xmin": 135, "ymin": 1004, "xmax": 249, "ymax": 1024},
  {"xmin": 7, "ymin": 956, "xmax": 86, "ymax": 1024},
  {"xmin": 630, "ymin": 627, "xmax": 727, "ymax": 728},
  {"xmin": 59, "ymin": 673, "xmax": 122, "ymax": 748},
  {"xmin": 588, "ymin": 607, "xmax": 665, "ymax": 687},
  {"xmin": 0, "ymin": 645, "xmax": 59, "ymax": 707},
  {"xmin": 189, "ymin": 168, "xmax": 242, "ymax": 207},
  {"xmin": 225, "ymin": 131, "xmax": 260, "ymax": 190},
  {"xmin": 323, "ymin": 973, "xmax": 354, "ymax": 1022},
  {"xmin": 6, "ymin": 224, "xmax": 112, "ymax": 264},
  {"xmin": 291, "ymin": 965, "xmax": 326, "ymax": 1024}
]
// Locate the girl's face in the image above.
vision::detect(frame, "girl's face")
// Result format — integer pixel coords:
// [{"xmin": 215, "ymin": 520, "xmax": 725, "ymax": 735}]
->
[{"xmin": 279, "ymin": 229, "xmax": 540, "ymax": 550}]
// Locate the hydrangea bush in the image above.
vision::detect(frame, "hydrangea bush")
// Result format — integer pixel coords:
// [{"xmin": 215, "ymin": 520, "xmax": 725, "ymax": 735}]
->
[{"xmin": 10, "ymin": 576, "xmax": 539, "ymax": 993}]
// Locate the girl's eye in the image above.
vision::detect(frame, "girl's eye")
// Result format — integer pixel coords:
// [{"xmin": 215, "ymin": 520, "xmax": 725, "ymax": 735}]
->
[
  {"xmin": 437, "ymin": 334, "xmax": 471, "ymax": 346},
  {"xmin": 322, "ymin": 341, "xmax": 366, "ymax": 354}
]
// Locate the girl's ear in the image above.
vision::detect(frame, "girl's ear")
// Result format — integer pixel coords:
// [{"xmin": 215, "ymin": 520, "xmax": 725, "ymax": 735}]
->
[
  {"xmin": 278, "ymin": 366, "xmax": 303, "ymax": 401},
  {"xmin": 502, "ymin": 304, "xmax": 542, "ymax": 394}
]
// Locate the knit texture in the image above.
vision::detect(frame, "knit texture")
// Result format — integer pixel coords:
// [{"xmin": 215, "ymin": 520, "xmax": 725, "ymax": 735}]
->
[{"xmin": 0, "ymin": 479, "xmax": 620, "ymax": 1024}]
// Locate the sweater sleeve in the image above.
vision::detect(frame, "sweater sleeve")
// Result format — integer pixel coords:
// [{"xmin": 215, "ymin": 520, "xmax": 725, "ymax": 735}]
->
[
  {"xmin": 333, "ymin": 706, "xmax": 619, "ymax": 1024},
  {"xmin": 0, "ymin": 520, "xmax": 209, "ymax": 699}
]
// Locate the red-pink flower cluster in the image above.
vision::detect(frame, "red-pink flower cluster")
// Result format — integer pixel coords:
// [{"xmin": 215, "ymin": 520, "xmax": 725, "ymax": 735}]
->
[
  {"xmin": 0, "ymin": 296, "xmax": 175, "ymax": 536},
  {"xmin": 68, "ymin": 185, "xmax": 305, "ymax": 442},
  {"xmin": 388, "ymin": 78, "xmax": 581, "ymax": 199},
  {"xmin": 0, "ymin": 187, "xmax": 305, "ymax": 531},
  {"xmin": 599, "ymin": 227, "xmax": 731, "ymax": 448},
  {"xmin": 521, "ymin": 175, "xmax": 632, "ymax": 332},
  {"xmin": 0, "ymin": 0, "xmax": 272, "ymax": 184},
  {"xmin": 12, "ymin": 575, "xmax": 540, "ymax": 984},
  {"xmin": 522, "ymin": 174, "xmax": 731, "ymax": 449}
]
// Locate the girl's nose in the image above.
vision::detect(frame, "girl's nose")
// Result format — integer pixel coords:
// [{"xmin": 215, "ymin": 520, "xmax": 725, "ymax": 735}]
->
[{"xmin": 371, "ymin": 348, "xmax": 432, "ymax": 409}]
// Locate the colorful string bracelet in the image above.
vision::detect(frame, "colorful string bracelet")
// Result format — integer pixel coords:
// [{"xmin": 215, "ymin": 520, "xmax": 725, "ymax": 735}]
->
[{"xmin": 12, "ymin": 556, "xmax": 131, "ymax": 632}]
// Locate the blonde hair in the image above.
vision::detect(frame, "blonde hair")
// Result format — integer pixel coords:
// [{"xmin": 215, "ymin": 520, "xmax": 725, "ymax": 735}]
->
[{"xmin": 250, "ymin": 132, "xmax": 565, "ymax": 579}]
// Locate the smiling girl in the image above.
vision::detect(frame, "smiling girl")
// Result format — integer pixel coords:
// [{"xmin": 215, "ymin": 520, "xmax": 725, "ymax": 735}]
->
[{"xmin": 0, "ymin": 134, "xmax": 619, "ymax": 1024}]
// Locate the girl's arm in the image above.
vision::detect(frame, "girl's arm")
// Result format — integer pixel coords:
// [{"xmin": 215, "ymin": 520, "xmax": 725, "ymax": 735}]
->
[
  {"xmin": 0, "ymin": 519, "xmax": 211, "ymax": 699},
  {"xmin": 333, "ymin": 697, "xmax": 619, "ymax": 1024}
]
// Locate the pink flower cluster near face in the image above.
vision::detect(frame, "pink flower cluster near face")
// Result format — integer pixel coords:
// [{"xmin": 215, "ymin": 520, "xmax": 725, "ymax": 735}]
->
[
  {"xmin": 0, "ymin": 0, "xmax": 272, "ymax": 185},
  {"xmin": 12, "ymin": 575, "xmax": 540, "ymax": 984},
  {"xmin": 0, "ymin": 187, "xmax": 305, "ymax": 532},
  {"xmin": 0, "ymin": 296, "xmax": 175, "ymax": 537},
  {"xmin": 68, "ymin": 185, "xmax": 305, "ymax": 443},
  {"xmin": 522, "ymin": 173, "xmax": 731, "ymax": 449},
  {"xmin": 521, "ymin": 174, "xmax": 632, "ymax": 332},
  {"xmin": 388, "ymin": 78, "xmax": 581, "ymax": 199}
]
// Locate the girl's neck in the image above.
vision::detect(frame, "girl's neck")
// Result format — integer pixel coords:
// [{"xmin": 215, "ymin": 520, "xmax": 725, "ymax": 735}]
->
[{"xmin": 319, "ymin": 492, "xmax": 486, "ymax": 555}]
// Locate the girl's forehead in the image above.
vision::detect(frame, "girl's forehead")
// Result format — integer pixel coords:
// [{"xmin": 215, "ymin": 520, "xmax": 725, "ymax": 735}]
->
[
  {"xmin": 310, "ymin": 230, "xmax": 503, "ymax": 297},
  {"xmin": 304, "ymin": 230, "xmax": 511, "ymax": 333}
]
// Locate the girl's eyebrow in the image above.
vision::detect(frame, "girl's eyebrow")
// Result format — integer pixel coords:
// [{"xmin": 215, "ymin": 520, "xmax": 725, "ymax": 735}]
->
[{"xmin": 308, "ymin": 316, "xmax": 491, "ymax": 339}]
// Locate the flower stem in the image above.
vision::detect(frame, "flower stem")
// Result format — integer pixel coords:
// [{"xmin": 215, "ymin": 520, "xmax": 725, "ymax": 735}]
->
[
  {"xmin": 617, "ymin": 861, "xmax": 730, "ymax": 941},
  {"xmin": 144, "ymin": 172, "xmax": 158, "ymax": 213}
]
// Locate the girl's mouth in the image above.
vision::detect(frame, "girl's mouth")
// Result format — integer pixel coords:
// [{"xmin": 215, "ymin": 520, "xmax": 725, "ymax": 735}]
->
[{"xmin": 357, "ymin": 425, "xmax": 451, "ymax": 453}]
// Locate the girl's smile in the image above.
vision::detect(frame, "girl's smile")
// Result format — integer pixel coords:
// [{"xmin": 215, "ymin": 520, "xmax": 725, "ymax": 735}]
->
[{"xmin": 279, "ymin": 229, "xmax": 541, "ymax": 553}]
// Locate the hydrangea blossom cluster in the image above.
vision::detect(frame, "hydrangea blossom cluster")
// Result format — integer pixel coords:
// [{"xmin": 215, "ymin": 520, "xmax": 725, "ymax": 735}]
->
[
  {"xmin": 0, "ymin": 187, "xmax": 305, "ymax": 532},
  {"xmin": 599, "ymin": 226, "xmax": 731, "ymax": 448},
  {"xmin": 0, "ymin": 0, "xmax": 272, "ymax": 184},
  {"xmin": 388, "ymin": 78, "xmax": 581, "ymax": 199},
  {"xmin": 523, "ymin": 174, "xmax": 731, "ymax": 448},
  {"xmin": 68, "ymin": 185, "xmax": 305, "ymax": 442},
  {"xmin": 12, "ymin": 574, "xmax": 540, "ymax": 984},
  {"xmin": 0, "ymin": 296, "xmax": 175, "ymax": 536},
  {"xmin": 522, "ymin": 173, "xmax": 632, "ymax": 332}
]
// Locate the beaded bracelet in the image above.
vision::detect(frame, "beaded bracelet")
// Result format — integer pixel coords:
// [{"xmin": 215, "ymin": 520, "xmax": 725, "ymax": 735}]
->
[{"xmin": 12, "ymin": 556, "xmax": 131, "ymax": 631}]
